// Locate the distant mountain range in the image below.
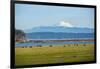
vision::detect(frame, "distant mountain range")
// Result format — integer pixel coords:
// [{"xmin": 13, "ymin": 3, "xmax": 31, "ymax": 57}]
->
[{"xmin": 24, "ymin": 26, "xmax": 94, "ymax": 33}]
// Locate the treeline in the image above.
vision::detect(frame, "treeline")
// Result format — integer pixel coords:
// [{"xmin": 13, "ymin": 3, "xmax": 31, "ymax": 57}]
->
[{"xmin": 15, "ymin": 29, "xmax": 26, "ymax": 41}]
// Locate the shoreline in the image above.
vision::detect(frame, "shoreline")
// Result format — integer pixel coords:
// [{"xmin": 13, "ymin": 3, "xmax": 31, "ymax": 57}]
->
[
  {"xmin": 15, "ymin": 39, "xmax": 95, "ymax": 47},
  {"xmin": 16, "ymin": 39, "xmax": 94, "ymax": 43},
  {"xmin": 15, "ymin": 44, "xmax": 94, "ymax": 48}
]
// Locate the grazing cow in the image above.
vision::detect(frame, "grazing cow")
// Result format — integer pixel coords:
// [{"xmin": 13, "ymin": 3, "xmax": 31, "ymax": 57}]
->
[
  {"xmin": 73, "ymin": 56, "xmax": 77, "ymax": 58},
  {"xmin": 68, "ymin": 44, "xmax": 70, "ymax": 46},
  {"xmin": 22, "ymin": 46, "xmax": 24, "ymax": 48},
  {"xmin": 38, "ymin": 45, "xmax": 42, "ymax": 47},
  {"xmin": 49, "ymin": 45, "xmax": 52, "ymax": 47},
  {"xmin": 76, "ymin": 44, "xmax": 78, "ymax": 46},
  {"xmin": 64, "ymin": 45, "xmax": 66, "ymax": 47},
  {"xmin": 74, "ymin": 44, "xmax": 78, "ymax": 46},
  {"xmin": 30, "ymin": 46, "xmax": 32, "ymax": 48},
  {"xmin": 83, "ymin": 44, "xmax": 86, "ymax": 46}
]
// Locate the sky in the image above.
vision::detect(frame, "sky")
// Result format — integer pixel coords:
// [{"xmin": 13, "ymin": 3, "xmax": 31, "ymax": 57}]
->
[{"xmin": 15, "ymin": 4, "xmax": 94, "ymax": 30}]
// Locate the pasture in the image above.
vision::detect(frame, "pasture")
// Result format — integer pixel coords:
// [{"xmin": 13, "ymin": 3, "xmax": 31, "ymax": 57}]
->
[{"xmin": 15, "ymin": 44, "xmax": 94, "ymax": 66}]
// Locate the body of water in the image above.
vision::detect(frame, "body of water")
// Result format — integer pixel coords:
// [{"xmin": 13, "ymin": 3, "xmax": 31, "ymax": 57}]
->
[
  {"xmin": 26, "ymin": 33, "xmax": 94, "ymax": 39},
  {"xmin": 15, "ymin": 33, "xmax": 94, "ymax": 47}
]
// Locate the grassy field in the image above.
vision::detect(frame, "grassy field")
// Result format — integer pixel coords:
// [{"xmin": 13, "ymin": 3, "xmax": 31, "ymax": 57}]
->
[{"xmin": 15, "ymin": 44, "xmax": 95, "ymax": 66}]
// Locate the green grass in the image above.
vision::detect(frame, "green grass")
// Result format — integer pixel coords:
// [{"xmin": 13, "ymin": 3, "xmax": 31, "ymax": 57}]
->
[{"xmin": 15, "ymin": 44, "xmax": 95, "ymax": 66}]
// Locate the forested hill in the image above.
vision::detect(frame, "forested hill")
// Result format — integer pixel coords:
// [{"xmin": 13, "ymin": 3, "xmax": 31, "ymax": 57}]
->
[{"xmin": 15, "ymin": 29, "xmax": 26, "ymax": 41}]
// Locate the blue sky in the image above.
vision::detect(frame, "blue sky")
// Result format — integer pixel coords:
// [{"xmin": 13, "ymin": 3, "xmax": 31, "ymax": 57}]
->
[{"xmin": 15, "ymin": 4, "xmax": 94, "ymax": 30}]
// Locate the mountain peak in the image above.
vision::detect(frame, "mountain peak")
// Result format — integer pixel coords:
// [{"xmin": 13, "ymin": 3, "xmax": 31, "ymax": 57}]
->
[{"xmin": 58, "ymin": 21, "xmax": 74, "ymax": 27}]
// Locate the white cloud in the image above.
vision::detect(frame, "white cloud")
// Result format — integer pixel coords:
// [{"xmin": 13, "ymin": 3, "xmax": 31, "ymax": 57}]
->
[{"xmin": 58, "ymin": 21, "xmax": 74, "ymax": 27}]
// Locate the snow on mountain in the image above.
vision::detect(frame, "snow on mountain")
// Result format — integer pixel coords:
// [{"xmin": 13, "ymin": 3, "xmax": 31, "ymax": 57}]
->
[{"xmin": 58, "ymin": 21, "xmax": 74, "ymax": 27}]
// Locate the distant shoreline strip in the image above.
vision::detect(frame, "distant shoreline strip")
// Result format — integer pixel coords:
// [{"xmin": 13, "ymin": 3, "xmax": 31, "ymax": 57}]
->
[{"xmin": 28, "ymin": 39, "xmax": 94, "ymax": 42}]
